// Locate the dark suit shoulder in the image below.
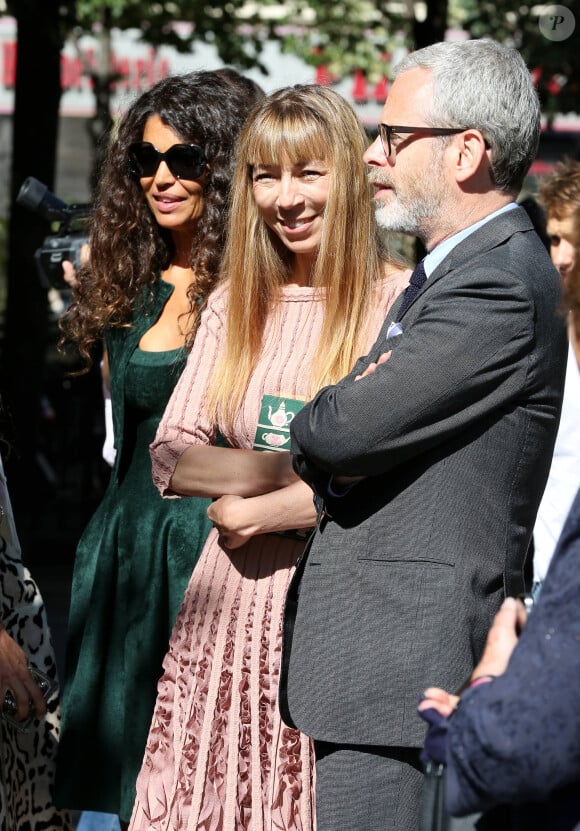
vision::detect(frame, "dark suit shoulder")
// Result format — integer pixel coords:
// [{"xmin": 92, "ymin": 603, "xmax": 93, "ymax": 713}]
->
[
  {"xmin": 434, "ymin": 207, "xmax": 552, "ymax": 280},
  {"xmin": 428, "ymin": 208, "xmax": 560, "ymax": 313}
]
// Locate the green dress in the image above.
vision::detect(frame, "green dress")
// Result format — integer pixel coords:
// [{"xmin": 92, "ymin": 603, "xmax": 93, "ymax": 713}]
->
[{"xmin": 55, "ymin": 280, "xmax": 212, "ymax": 821}]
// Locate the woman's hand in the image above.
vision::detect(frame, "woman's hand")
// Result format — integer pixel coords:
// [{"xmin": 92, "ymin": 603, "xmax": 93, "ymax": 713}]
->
[
  {"xmin": 468, "ymin": 596, "xmax": 527, "ymax": 680},
  {"xmin": 207, "ymin": 495, "xmax": 256, "ymax": 550},
  {"xmin": 0, "ymin": 629, "xmax": 47, "ymax": 722},
  {"xmin": 207, "ymin": 479, "xmax": 317, "ymax": 550},
  {"xmin": 418, "ymin": 687, "xmax": 460, "ymax": 718},
  {"xmin": 418, "ymin": 596, "xmax": 528, "ymax": 720}
]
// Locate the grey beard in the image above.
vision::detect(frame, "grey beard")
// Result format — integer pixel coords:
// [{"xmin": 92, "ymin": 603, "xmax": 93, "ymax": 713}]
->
[{"xmin": 374, "ymin": 199, "xmax": 427, "ymax": 238}]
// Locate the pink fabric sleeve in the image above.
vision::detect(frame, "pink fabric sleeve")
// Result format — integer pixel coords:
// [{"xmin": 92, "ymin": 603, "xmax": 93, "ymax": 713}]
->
[{"xmin": 150, "ymin": 283, "xmax": 228, "ymax": 496}]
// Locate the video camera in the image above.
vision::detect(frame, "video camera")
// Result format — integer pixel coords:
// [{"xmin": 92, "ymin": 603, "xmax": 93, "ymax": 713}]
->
[{"xmin": 16, "ymin": 176, "xmax": 91, "ymax": 290}]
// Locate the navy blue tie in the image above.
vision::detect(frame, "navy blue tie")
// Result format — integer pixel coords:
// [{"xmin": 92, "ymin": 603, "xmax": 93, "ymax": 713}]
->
[{"xmin": 396, "ymin": 259, "xmax": 427, "ymax": 321}]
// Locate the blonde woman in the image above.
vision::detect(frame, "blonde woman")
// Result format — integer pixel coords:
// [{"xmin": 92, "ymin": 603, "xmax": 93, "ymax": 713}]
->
[{"xmin": 130, "ymin": 85, "xmax": 411, "ymax": 831}]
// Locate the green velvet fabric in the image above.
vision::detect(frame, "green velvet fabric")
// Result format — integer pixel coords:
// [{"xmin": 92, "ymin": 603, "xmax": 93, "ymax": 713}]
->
[{"xmin": 55, "ymin": 280, "xmax": 212, "ymax": 821}]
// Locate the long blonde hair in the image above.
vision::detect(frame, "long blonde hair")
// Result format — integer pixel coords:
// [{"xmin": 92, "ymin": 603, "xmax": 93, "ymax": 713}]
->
[{"xmin": 206, "ymin": 84, "xmax": 394, "ymax": 428}]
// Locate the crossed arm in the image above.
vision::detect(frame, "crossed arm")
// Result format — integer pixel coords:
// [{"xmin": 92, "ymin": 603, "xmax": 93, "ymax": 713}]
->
[
  {"xmin": 167, "ymin": 446, "xmax": 315, "ymax": 549},
  {"xmin": 291, "ymin": 268, "xmax": 535, "ymax": 487}
]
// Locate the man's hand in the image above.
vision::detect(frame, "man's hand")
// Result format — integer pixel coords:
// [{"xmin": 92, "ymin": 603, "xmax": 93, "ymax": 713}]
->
[
  {"xmin": 61, "ymin": 260, "xmax": 78, "ymax": 289},
  {"xmin": 0, "ymin": 629, "xmax": 47, "ymax": 721},
  {"xmin": 355, "ymin": 351, "xmax": 392, "ymax": 381},
  {"xmin": 61, "ymin": 243, "xmax": 90, "ymax": 289}
]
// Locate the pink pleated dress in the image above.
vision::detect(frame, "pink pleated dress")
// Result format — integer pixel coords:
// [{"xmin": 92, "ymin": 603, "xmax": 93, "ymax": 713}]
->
[{"xmin": 130, "ymin": 272, "xmax": 410, "ymax": 831}]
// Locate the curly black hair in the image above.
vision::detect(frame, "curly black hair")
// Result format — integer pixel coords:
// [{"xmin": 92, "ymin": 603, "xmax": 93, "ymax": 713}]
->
[{"xmin": 60, "ymin": 69, "xmax": 264, "ymax": 369}]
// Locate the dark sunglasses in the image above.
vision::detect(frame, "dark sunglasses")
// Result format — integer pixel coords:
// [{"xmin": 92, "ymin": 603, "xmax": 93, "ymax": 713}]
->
[{"xmin": 128, "ymin": 141, "xmax": 209, "ymax": 180}]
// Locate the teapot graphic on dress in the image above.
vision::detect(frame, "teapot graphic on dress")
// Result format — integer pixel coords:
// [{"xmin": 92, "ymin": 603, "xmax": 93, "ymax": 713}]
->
[
  {"xmin": 267, "ymin": 401, "xmax": 295, "ymax": 427},
  {"xmin": 253, "ymin": 395, "xmax": 304, "ymax": 452}
]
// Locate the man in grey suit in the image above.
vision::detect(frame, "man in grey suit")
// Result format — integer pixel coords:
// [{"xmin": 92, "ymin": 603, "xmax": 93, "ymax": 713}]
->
[{"xmin": 278, "ymin": 39, "xmax": 568, "ymax": 830}]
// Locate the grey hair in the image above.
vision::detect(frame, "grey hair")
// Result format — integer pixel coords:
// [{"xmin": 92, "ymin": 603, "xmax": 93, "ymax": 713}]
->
[{"xmin": 394, "ymin": 39, "xmax": 540, "ymax": 194}]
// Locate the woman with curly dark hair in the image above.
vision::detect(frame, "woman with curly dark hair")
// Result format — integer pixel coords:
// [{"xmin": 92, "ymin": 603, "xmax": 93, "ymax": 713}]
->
[{"xmin": 54, "ymin": 69, "xmax": 263, "ymax": 829}]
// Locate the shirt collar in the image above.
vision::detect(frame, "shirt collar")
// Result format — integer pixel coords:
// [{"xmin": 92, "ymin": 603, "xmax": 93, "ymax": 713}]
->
[{"xmin": 423, "ymin": 202, "xmax": 519, "ymax": 278}]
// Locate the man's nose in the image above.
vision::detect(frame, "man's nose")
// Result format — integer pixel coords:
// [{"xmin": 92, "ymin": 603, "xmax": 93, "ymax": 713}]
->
[{"xmin": 364, "ymin": 135, "xmax": 389, "ymax": 167}]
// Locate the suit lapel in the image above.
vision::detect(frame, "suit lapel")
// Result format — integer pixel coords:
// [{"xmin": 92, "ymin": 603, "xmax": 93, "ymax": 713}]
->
[{"xmin": 399, "ymin": 206, "xmax": 535, "ymax": 317}]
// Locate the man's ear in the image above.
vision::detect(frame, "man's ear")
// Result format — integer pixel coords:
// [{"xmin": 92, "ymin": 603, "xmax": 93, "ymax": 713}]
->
[{"xmin": 453, "ymin": 129, "xmax": 489, "ymax": 183}]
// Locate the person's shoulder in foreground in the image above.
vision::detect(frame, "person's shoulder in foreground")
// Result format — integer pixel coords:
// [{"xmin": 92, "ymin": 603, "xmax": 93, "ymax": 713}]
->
[
  {"xmin": 448, "ymin": 498, "xmax": 580, "ymax": 827},
  {"xmin": 0, "ymin": 449, "xmax": 73, "ymax": 831}
]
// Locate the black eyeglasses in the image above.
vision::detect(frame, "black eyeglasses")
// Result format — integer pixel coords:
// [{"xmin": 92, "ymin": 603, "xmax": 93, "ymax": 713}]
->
[
  {"xmin": 377, "ymin": 124, "xmax": 467, "ymax": 160},
  {"xmin": 128, "ymin": 141, "xmax": 209, "ymax": 180}
]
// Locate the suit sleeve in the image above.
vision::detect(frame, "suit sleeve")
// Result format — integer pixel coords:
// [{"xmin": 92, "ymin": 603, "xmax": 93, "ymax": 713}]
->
[
  {"xmin": 444, "ymin": 491, "xmax": 580, "ymax": 814},
  {"xmin": 291, "ymin": 265, "xmax": 536, "ymax": 481}
]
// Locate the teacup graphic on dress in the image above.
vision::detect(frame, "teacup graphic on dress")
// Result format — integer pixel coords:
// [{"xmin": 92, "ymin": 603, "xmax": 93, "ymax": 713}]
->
[
  {"xmin": 253, "ymin": 394, "xmax": 305, "ymax": 452},
  {"xmin": 261, "ymin": 432, "xmax": 291, "ymax": 448}
]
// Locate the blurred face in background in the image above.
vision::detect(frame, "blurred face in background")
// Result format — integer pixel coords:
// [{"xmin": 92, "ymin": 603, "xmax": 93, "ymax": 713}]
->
[{"xmin": 546, "ymin": 212, "xmax": 579, "ymax": 285}]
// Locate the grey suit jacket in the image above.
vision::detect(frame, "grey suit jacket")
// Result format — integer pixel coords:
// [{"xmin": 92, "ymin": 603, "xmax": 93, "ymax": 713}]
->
[{"xmin": 280, "ymin": 207, "xmax": 567, "ymax": 748}]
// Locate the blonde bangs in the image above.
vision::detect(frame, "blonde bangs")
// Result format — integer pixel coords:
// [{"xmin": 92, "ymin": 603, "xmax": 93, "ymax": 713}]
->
[{"xmin": 244, "ymin": 108, "xmax": 329, "ymax": 168}]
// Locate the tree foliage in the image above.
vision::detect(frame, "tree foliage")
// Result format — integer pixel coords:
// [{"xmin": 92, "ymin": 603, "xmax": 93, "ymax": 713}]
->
[
  {"xmin": 278, "ymin": 0, "xmax": 409, "ymax": 85},
  {"xmin": 63, "ymin": 0, "xmax": 286, "ymax": 180},
  {"xmin": 59, "ymin": 1, "xmax": 580, "ymax": 130},
  {"xmin": 68, "ymin": 0, "xmax": 283, "ymax": 71},
  {"xmin": 277, "ymin": 0, "xmax": 579, "ymax": 118},
  {"xmin": 461, "ymin": 0, "xmax": 580, "ymax": 119}
]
